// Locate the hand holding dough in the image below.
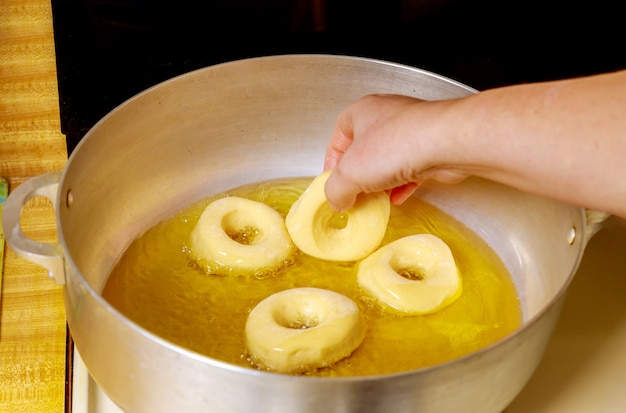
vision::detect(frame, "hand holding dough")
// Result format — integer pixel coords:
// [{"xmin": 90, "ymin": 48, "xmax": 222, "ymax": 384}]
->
[{"xmin": 286, "ymin": 170, "xmax": 390, "ymax": 261}]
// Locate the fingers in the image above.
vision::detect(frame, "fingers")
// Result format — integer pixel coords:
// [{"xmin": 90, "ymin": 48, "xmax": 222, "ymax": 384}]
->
[
  {"xmin": 324, "ymin": 168, "xmax": 359, "ymax": 212},
  {"xmin": 326, "ymin": 176, "xmax": 420, "ymax": 212},
  {"xmin": 324, "ymin": 111, "xmax": 354, "ymax": 171},
  {"xmin": 389, "ymin": 182, "xmax": 420, "ymax": 205},
  {"xmin": 323, "ymin": 108, "xmax": 359, "ymax": 210},
  {"xmin": 323, "ymin": 94, "xmax": 428, "ymax": 211}
]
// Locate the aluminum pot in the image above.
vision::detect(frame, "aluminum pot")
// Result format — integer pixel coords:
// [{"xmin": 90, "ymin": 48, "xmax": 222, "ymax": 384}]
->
[{"xmin": 3, "ymin": 55, "xmax": 602, "ymax": 413}]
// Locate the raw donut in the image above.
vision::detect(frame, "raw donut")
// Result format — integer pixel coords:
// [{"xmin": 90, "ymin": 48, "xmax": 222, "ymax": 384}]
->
[
  {"xmin": 357, "ymin": 234, "xmax": 462, "ymax": 315},
  {"xmin": 245, "ymin": 287, "xmax": 366, "ymax": 373},
  {"xmin": 190, "ymin": 196, "xmax": 294, "ymax": 276},
  {"xmin": 285, "ymin": 170, "xmax": 390, "ymax": 261}
]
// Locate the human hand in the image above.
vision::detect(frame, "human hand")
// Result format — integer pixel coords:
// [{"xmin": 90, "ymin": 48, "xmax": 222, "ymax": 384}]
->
[
  {"xmin": 325, "ymin": 70, "xmax": 626, "ymax": 218},
  {"xmin": 323, "ymin": 94, "xmax": 469, "ymax": 211}
]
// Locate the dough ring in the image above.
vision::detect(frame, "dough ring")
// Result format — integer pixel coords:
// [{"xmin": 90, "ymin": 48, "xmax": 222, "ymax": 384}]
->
[
  {"xmin": 285, "ymin": 170, "xmax": 390, "ymax": 261},
  {"xmin": 357, "ymin": 234, "xmax": 462, "ymax": 315},
  {"xmin": 190, "ymin": 196, "xmax": 294, "ymax": 276},
  {"xmin": 245, "ymin": 287, "xmax": 366, "ymax": 373}
]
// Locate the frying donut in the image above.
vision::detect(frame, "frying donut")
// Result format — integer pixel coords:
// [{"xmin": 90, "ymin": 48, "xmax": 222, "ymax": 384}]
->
[
  {"xmin": 245, "ymin": 288, "xmax": 366, "ymax": 373},
  {"xmin": 286, "ymin": 170, "xmax": 390, "ymax": 261},
  {"xmin": 190, "ymin": 196, "xmax": 294, "ymax": 276},
  {"xmin": 357, "ymin": 234, "xmax": 462, "ymax": 315}
]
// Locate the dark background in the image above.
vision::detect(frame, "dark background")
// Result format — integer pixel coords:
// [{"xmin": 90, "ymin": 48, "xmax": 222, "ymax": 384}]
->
[{"xmin": 51, "ymin": 0, "xmax": 626, "ymax": 153}]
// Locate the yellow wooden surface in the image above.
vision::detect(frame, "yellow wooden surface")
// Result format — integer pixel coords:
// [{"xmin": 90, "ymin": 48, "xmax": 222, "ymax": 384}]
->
[{"xmin": 0, "ymin": 0, "xmax": 69, "ymax": 412}]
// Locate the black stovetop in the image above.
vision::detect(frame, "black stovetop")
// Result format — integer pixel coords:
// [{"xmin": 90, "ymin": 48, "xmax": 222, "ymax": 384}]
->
[{"xmin": 51, "ymin": 0, "xmax": 626, "ymax": 154}]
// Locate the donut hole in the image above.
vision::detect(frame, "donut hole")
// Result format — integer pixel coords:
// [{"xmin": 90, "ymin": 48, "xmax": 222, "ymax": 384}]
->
[
  {"xmin": 326, "ymin": 210, "xmax": 349, "ymax": 230},
  {"xmin": 397, "ymin": 267, "xmax": 425, "ymax": 281},
  {"xmin": 221, "ymin": 212, "xmax": 261, "ymax": 245},
  {"xmin": 311, "ymin": 207, "xmax": 350, "ymax": 252},
  {"xmin": 272, "ymin": 300, "xmax": 328, "ymax": 330},
  {"xmin": 287, "ymin": 316, "xmax": 319, "ymax": 330},
  {"xmin": 390, "ymin": 256, "xmax": 429, "ymax": 281}
]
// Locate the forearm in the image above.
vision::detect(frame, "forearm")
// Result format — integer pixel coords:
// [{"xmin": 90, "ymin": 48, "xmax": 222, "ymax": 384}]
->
[{"xmin": 449, "ymin": 69, "xmax": 626, "ymax": 217}]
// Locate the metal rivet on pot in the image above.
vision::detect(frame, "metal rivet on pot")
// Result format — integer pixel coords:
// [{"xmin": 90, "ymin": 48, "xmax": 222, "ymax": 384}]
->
[
  {"xmin": 66, "ymin": 189, "xmax": 74, "ymax": 208},
  {"xmin": 567, "ymin": 226, "xmax": 576, "ymax": 245}
]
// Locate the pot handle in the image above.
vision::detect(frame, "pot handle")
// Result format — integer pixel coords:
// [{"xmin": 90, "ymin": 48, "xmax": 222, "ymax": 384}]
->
[
  {"xmin": 584, "ymin": 209, "xmax": 611, "ymax": 245},
  {"xmin": 2, "ymin": 172, "xmax": 65, "ymax": 285}
]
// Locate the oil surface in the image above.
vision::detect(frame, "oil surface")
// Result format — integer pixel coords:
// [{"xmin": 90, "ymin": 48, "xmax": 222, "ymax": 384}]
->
[{"xmin": 103, "ymin": 177, "xmax": 521, "ymax": 376}]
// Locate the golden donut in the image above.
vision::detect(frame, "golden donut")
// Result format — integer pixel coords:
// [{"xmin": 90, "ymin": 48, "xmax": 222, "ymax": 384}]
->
[
  {"xmin": 357, "ymin": 234, "xmax": 462, "ymax": 315},
  {"xmin": 245, "ymin": 287, "xmax": 366, "ymax": 373},
  {"xmin": 285, "ymin": 170, "xmax": 390, "ymax": 261},
  {"xmin": 190, "ymin": 196, "xmax": 294, "ymax": 276}
]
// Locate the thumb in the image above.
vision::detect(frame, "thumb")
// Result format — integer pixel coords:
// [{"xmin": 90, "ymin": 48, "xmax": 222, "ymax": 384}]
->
[{"xmin": 324, "ymin": 169, "xmax": 359, "ymax": 212}]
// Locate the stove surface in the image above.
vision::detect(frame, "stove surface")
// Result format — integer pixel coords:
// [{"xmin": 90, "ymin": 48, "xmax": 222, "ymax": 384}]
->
[{"xmin": 72, "ymin": 350, "xmax": 123, "ymax": 413}]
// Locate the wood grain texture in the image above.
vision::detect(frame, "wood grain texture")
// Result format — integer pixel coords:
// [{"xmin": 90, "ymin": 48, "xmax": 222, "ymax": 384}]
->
[
  {"xmin": 0, "ymin": 0, "xmax": 68, "ymax": 182},
  {"xmin": 0, "ymin": 0, "xmax": 68, "ymax": 412}
]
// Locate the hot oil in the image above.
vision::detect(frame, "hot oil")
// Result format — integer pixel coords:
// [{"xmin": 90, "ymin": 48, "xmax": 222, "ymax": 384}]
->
[{"xmin": 102, "ymin": 177, "xmax": 522, "ymax": 376}]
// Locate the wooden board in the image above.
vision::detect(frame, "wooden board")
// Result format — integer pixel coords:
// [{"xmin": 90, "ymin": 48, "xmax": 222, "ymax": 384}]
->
[
  {"xmin": 0, "ymin": 0, "xmax": 69, "ymax": 412},
  {"xmin": 0, "ymin": 177, "xmax": 7, "ymax": 308}
]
